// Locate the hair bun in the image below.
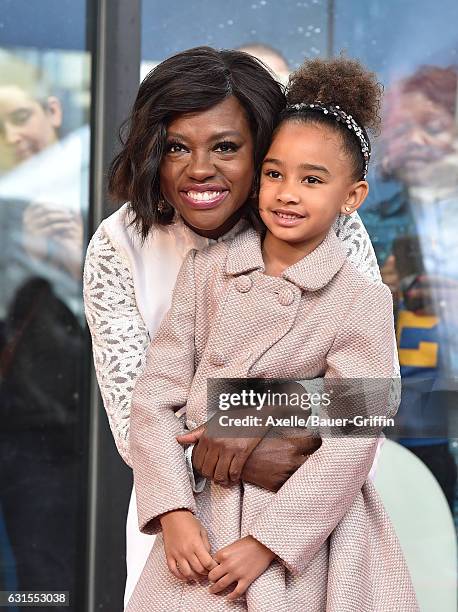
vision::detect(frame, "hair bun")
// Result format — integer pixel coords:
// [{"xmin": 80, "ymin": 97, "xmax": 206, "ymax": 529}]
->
[{"xmin": 286, "ymin": 56, "xmax": 383, "ymax": 133}]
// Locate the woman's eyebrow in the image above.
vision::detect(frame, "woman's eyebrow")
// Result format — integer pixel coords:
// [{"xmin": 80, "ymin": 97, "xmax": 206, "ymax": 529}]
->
[
  {"xmin": 263, "ymin": 157, "xmax": 283, "ymax": 165},
  {"xmin": 166, "ymin": 130, "xmax": 243, "ymax": 141},
  {"xmin": 210, "ymin": 130, "xmax": 243, "ymax": 139}
]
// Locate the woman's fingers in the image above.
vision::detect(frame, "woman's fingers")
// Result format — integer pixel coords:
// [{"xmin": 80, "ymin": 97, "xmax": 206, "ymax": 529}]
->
[
  {"xmin": 200, "ymin": 446, "xmax": 220, "ymax": 480},
  {"xmin": 208, "ymin": 572, "xmax": 235, "ymax": 594},
  {"xmin": 228, "ymin": 453, "xmax": 246, "ymax": 483},
  {"xmin": 213, "ymin": 452, "xmax": 234, "ymax": 486},
  {"xmin": 191, "ymin": 439, "xmax": 208, "ymax": 475}
]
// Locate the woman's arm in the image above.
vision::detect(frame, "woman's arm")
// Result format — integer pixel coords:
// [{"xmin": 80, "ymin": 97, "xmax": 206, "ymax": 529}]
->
[
  {"xmin": 130, "ymin": 250, "xmax": 199, "ymax": 535},
  {"xmin": 83, "ymin": 225, "xmax": 150, "ymax": 466},
  {"xmin": 247, "ymin": 282, "xmax": 398, "ymax": 575},
  {"xmin": 334, "ymin": 211, "xmax": 382, "ymax": 283}
]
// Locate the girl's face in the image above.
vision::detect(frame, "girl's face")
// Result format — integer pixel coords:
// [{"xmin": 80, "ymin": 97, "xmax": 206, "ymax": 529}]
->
[
  {"xmin": 259, "ymin": 121, "xmax": 367, "ymax": 249},
  {"xmin": 160, "ymin": 96, "xmax": 254, "ymax": 238}
]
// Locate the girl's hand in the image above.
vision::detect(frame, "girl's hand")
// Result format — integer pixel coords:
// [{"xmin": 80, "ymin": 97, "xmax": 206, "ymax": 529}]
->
[
  {"xmin": 159, "ymin": 510, "xmax": 218, "ymax": 582},
  {"xmin": 208, "ymin": 536, "xmax": 276, "ymax": 601}
]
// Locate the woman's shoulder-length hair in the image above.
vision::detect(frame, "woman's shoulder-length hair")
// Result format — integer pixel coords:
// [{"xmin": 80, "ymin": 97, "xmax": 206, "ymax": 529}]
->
[{"xmin": 108, "ymin": 45, "xmax": 286, "ymax": 239}]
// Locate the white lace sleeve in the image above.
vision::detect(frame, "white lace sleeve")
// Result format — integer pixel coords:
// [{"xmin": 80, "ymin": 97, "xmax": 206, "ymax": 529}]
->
[
  {"xmin": 334, "ymin": 211, "xmax": 382, "ymax": 283},
  {"xmin": 83, "ymin": 225, "xmax": 150, "ymax": 466},
  {"xmin": 333, "ymin": 211, "xmax": 400, "ymax": 452}
]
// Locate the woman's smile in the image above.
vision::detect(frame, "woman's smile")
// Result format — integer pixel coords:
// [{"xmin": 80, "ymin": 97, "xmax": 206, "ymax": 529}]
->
[{"xmin": 180, "ymin": 183, "xmax": 229, "ymax": 210}]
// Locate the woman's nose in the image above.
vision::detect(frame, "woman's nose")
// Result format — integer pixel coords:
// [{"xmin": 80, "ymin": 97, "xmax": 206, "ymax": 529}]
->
[{"xmin": 187, "ymin": 151, "xmax": 216, "ymax": 181}]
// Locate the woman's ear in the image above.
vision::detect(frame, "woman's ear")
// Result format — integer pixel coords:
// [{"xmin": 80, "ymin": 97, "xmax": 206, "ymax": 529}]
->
[
  {"xmin": 45, "ymin": 96, "xmax": 63, "ymax": 130},
  {"xmin": 341, "ymin": 180, "xmax": 369, "ymax": 215}
]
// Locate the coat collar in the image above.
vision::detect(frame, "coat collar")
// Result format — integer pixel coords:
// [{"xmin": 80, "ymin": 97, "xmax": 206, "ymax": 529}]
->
[{"xmin": 225, "ymin": 226, "xmax": 347, "ymax": 291}]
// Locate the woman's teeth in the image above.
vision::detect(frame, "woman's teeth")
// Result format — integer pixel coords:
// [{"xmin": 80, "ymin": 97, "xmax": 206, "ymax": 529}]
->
[{"xmin": 187, "ymin": 190, "xmax": 221, "ymax": 201}]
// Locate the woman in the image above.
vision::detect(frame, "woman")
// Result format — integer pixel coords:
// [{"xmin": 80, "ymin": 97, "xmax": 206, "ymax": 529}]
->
[{"xmin": 83, "ymin": 46, "xmax": 383, "ymax": 606}]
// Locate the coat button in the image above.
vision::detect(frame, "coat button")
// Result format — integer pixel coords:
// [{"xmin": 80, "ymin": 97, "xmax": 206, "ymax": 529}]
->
[
  {"xmin": 277, "ymin": 287, "xmax": 295, "ymax": 306},
  {"xmin": 209, "ymin": 353, "xmax": 227, "ymax": 367},
  {"xmin": 235, "ymin": 275, "xmax": 252, "ymax": 293}
]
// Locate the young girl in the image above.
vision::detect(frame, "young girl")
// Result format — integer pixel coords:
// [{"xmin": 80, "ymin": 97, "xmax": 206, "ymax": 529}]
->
[{"xmin": 127, "ymin": 57, "xmax": 418, "ymax": 611}]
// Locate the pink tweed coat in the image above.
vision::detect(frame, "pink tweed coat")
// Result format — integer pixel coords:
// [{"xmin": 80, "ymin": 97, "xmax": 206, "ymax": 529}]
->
[{"xmin": 128, "ymin": 227, "xmax": 419, "ymax": 612}]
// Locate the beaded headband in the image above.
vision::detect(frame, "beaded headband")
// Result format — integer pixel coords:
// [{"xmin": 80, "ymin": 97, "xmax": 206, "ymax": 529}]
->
[{"xmin": 286, "ymin": 101, "xmax": 371, "ymax": 179}]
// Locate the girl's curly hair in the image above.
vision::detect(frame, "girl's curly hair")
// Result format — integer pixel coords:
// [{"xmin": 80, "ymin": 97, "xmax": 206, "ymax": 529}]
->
[{"xmin": 283, "ymin": 56, "xmax": 383, "ymax": 179}]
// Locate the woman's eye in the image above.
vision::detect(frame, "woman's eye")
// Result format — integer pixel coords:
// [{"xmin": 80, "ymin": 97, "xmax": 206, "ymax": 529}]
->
[
  {"xmin": 304, "ymin": 176, "xmax": 322, "ymax": 184},
  {"xmin": 214, "ymin": 141, "xmax": 239, "ymax": 153},
  {"xmin": 165, "ymin": 142, "xmax": 187, "ymax": 154}
]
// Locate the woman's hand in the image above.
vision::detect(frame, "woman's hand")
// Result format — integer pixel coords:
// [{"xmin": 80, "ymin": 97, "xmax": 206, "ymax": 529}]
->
[
  {"xmin": 208, "ymin": 536, "xmax": 276, "ymax": 601},
  {"xmin": 177, "ymin": 423, "xmax": 321, "ymax": 491},
  {"xmin": 159, "ymin": 510, "xmax": 218, "ymax": 581},
  {"xmin": 242, "ymin": 431, "xmax": 321, "ymax": 491},
  {"xmin": 176, "ymin": 418, "xmax": 265, "ymax": 486}
]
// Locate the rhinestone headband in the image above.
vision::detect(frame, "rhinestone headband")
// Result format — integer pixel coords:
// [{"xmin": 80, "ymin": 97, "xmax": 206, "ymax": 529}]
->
[{"xmin": 287, "ymin": 101, "xmax": 371, "ymax": 179}]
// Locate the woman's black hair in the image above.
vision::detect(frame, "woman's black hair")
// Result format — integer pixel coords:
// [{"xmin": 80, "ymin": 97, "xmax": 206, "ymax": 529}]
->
[
  {"xmin": 108, "ymin": 46, "xmax": 286, "ymax": 239},
  {"xmin": 281, "ymin": 56, "xmax": 383, "ymax": 181}
]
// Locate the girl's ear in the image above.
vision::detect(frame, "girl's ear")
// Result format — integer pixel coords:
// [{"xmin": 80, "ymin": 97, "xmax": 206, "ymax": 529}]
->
[{"xmin": 341, "ymin": 180, "xmax": 369, "ymax": 215}]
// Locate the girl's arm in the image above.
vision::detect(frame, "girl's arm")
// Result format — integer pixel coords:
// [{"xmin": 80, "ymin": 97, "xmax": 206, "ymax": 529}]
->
[
  {"xmin": 129, "ymin": 249, "xmax": 199, "ymax": 535},
  {"xmin": 247, "ymin": 282, "xmax": 398, "ymax": 575},
  {"xmin": 83, "ymin": 225, "xmax": 150, "ymax": 466}
]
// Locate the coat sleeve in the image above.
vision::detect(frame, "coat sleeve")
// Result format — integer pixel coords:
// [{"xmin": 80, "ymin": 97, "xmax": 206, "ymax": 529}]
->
[
  {"xmin": 83, "ymin": 224, "xmax": 150, "ymax": 466},
  {"xmin": 248, "ymin": 282, "xmax": 398, "ymax": 574},
  {"xmin": 130, "ymin": 249, "xmax": 199, "ymax": 535}
]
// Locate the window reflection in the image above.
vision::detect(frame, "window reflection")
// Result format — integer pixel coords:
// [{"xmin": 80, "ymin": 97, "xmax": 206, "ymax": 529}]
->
[
  {"xmin": 0, "ymin": 48, "xmax": 90, "ymax": 605},
  {"xmin": 362, "ymin": 65, "xmax": 458, "ymax": 511}
]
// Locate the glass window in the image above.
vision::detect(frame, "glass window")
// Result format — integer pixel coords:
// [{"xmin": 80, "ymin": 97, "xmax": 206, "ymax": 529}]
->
[
  {"xmin": 0, "ymin": 2, "xmax": 91, "ymax": 608},
  {"xmin": 141, "ymin": 0, "xmax": 331, "ymax": 81},
  {"xmin": 334, "ymin": 0, "xmax": 458, "ymax": 518}
]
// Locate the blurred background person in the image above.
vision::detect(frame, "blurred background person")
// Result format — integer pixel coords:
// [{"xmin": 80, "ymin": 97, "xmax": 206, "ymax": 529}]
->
[
  {"xmin": 237, "ymin": 42, "xmax": 290, "ymax": 83},
  {"xmin": 361, "ymin": 65, "xmax": 458, "ymax": 510},
  {"xmin": 0, "ymin": 53, "xmax": 86, "ymax": 601}
]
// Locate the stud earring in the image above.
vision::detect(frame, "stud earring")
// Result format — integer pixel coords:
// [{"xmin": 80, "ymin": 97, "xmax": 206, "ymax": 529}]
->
[
  {"xmin": 344, "ymin": 206, "xmax": 351, "ymax": 213},
  {"xmin": 158, "ymin": 199, "xmax": 166, "ymax": 213}
]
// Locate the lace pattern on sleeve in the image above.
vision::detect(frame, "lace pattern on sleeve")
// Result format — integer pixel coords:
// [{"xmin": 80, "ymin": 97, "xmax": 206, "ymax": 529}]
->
[
  {"xmin": 333, "ymin": 212, "xmax": 400, "ymax": 420},
  {"xmin": 83, "ymin": 226, "xmax": 150, "ymax": 466},
  {"xmin": 334, "ymin": 212, "xmax": 382, "ymax": 284}
]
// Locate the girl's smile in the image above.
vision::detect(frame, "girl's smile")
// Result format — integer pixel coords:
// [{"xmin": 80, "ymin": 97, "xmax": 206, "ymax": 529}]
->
[{"xmin": 270, "ymin": 207, "xmax": 307, "ymax": 227}]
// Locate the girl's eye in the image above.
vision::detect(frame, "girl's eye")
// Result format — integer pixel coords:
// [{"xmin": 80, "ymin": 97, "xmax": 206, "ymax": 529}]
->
[
  {"xmin": 214, "ymin": 141, "xmax": 239, "ymax": 153},
  {"xmin": 303, "ymin": 176, "xmax": 322, "ymax": 184},
  {"xmin": 165, "ymin": 141, "xmax": 188, "ymax": 154},
  {"xmin": 265, "ymin": 170, "xmax": 282, "ymax": 179}
]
